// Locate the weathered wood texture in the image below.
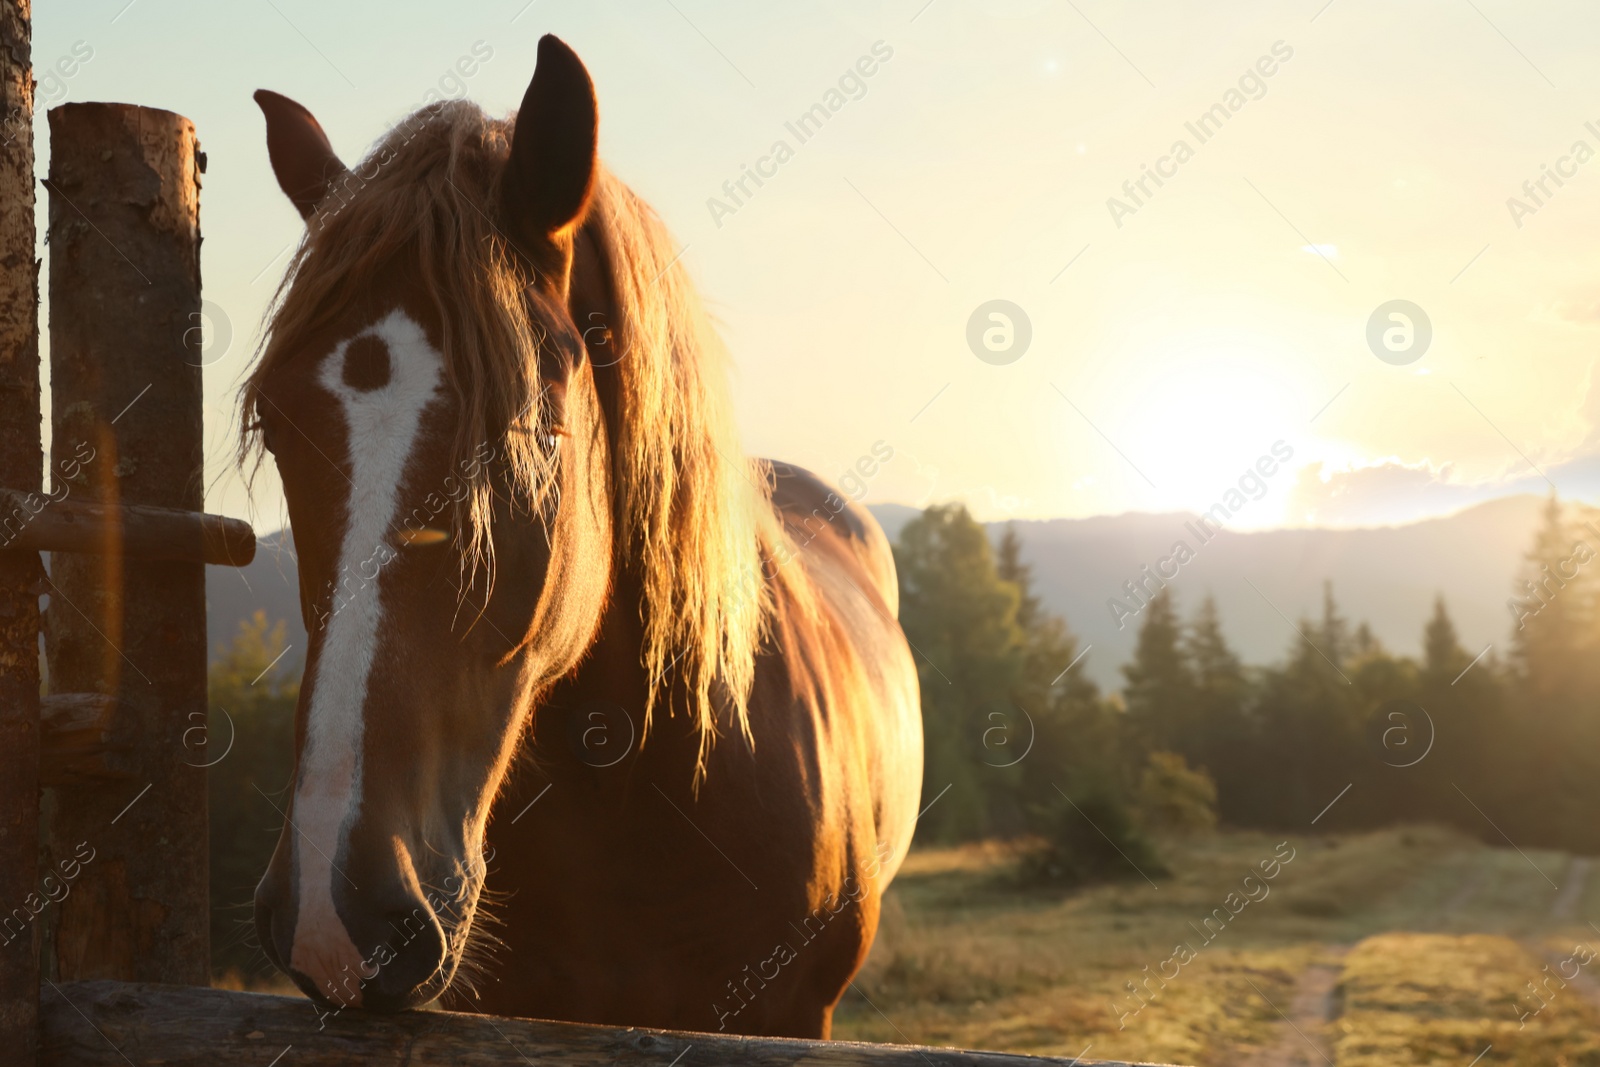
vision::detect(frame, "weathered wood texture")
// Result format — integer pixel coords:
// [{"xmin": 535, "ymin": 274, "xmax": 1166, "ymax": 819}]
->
[
  {"xmin": 0, "ymin": 1, "xmax": 41, "ymax": 1063},
  {"xmin": 40, "ymin": 103, "xmax": 209, "ymax": 986},
  {"xmin": 0, "ymin": 489, "xmax": 255, "ymax": 565},
  {"xmin": 38, "ymin": 693, "xmax": 135, "ymax": 787},
  {"xmin": 39, "ymin": 982, "xmax": 1165, "ymax": 1067}
]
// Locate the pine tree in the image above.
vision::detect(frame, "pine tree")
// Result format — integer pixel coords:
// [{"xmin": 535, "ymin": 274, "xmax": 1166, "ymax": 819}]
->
[
  {"xmin": 1510, "ymin": 493, "xmax": 1591, "ymax": 703},
  {"xmin": 1252, "ymin": 584, "xmax": 1367, "ymax": 825},
  {"xmin": 1005, "ymin": 538, "xmax": 1117, "ymax": 839},
  {"xmin": 894, "ymin": 504, "xmax": 1025, "ymax": 841},
  {"xmin": 1351, "ymin": 622, "xmax": 1379, "ymax": 662},
  {"xmin": 1413, "ymin": 597, "xmax": 1478, "ymax": 824},
  {"xmin": 996, "ymin": 523, "xmax": 1042, "ymax": 632},
  {"xmin": 1505, "ymin": 495, "xmax": 1600, "ymax": 850},
  {"xmin": 1184, "ymin": 594, "xmax": 1253, "ymax": 820},
  {"xmin": 1422, "ymin": 596, "xmax": 1467, "ymax": 681},
  {"xmin": 894, "ymin": 507, "xmax": 1135, "ymax": 854},
  {"xmin": 1317, "ymin": 580, "xmax": 1349, "ymax": 668},
  {"xmin": 1122, "ymin": 588, "xmax": 1193, "ymax": 760},
  {"xmin": 1188, "ymin": 595, "xmax": 1243, "ymax": 694}
]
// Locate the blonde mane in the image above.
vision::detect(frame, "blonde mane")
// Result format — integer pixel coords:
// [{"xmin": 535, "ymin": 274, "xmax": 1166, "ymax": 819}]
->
[
  {"xmin": 241, "ymin": 100, "xmax": 793, "ymax": 766},
  {"xmin": 585, "ymin": 170, "xmax": 795, "ymax": 758}
]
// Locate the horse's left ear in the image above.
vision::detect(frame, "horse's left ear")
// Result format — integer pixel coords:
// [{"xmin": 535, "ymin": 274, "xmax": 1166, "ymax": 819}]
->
[{"xmin": 502, "ymin": 35, "xmax": 598, "ymax": 243}]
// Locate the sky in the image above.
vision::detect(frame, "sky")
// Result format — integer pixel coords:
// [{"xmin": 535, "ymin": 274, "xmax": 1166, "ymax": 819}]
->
[{"xmin": 27, "ymin": 0, "xmax": 1600, "ymax": 534}]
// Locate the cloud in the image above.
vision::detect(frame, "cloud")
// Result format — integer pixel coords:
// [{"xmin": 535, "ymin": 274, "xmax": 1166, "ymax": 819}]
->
[
  {"xmin": 1285, "ymin": 459, "xmax": 1523, "ymax": 527},
  {"xmin": 1543, "ymin": 297, "xmax": 1600, "ymax": 326}
]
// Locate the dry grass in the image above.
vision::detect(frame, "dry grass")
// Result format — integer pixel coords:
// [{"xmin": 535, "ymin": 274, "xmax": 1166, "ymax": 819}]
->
[
  {"xmin": 1334, "ymin": 932, "xmax": 1600, "ymax": 1066},
  {"xmin": 836, "ymin": 825, "xmax": 1600, "ymax": 1065}
]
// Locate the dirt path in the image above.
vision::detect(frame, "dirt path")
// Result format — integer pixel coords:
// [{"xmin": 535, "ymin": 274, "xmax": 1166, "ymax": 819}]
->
[
  {"xmin": 1434, "ymin": 856, "xmax": 1492, "ymax": 927},
  {"xmin": 1240, "ymin": 950, "xmax": 1348, "ymax": 1067},
  {"xmin": 1536, "ymin": 856, "xmax": 1600, "ymax": 1015},
  {"xmin": 1550, "ymin": 856, "xmax": 1590, "ymax": 921}
]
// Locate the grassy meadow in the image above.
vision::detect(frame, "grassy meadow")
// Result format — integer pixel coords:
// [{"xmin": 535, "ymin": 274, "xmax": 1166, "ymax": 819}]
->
[
  {"xmin": 836, "ymin": 827, "xmax": 1600, "ymax": 1066},
  {"xmin": 216, "ymin": 824, "xmax": 1600, "ymax": 1065}
]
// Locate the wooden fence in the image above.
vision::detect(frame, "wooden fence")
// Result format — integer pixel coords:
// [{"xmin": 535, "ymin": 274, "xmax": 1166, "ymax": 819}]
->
[
  {"xmin": 0, "ymin": 4, "xmax": 1164, "ymax": 1065},
  {"xmin": 37, "ymin": 982, "xmax": 1154, "ymax": 1067},
  {"xmin": 0, "ymin": 0, "xmax": 258, "ymax": 1056}
]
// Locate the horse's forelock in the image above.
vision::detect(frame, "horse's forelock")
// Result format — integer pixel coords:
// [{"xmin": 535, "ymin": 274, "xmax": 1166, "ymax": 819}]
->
[{"xmin": 240, "ymin": 99, "xmax": 557, "ymax": 599}]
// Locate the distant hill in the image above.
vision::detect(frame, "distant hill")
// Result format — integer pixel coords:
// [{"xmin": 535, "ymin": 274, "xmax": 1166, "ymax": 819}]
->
[
  {"xmin": 207, "ymin": 531, "xmax": 306, "ymax": 672},
  {"xmin": 206, "ymin": 495, "xmax": 1546, "ymax": 695},
  {"xmin": 870, "ymin": 495, "xmax": 1544, "ymax": 691}
]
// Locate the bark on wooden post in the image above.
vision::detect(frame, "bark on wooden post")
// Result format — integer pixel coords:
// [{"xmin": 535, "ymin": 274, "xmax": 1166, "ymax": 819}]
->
[
  {"xmin": 0, "ymin": 0, "xmax": 42, "ymax": 1062},
  {"xmin": 40, "ymin": 103, "xmax": 209, "ymax": 986}
]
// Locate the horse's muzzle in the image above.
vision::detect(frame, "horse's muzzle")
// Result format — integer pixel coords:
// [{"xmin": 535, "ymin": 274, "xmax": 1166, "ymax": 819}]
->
[{"xmin": 254, "ymin": 868, "xmax": 451, "ymax": 1012}]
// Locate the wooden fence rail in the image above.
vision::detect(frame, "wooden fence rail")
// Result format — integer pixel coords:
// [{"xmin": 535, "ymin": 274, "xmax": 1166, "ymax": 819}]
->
[
  {"xmin": 0, "ymin": 490, "xmax": 255, "ymax": 565},
  {"xmin": 39, "ymin": 982, "xmax": 1155, "ymax": 1067}
]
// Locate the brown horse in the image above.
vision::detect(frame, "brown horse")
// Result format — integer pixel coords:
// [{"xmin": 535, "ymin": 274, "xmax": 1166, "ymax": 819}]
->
[{"xmin": 245, "ymin": 35, "xmax": 922, "ymax": 1038}]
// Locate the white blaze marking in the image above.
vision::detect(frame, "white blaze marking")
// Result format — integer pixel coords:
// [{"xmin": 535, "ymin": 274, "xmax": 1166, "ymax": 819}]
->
[{"xmin": 290, "ymin": 310, "xmax": 444, "ymax": 998}]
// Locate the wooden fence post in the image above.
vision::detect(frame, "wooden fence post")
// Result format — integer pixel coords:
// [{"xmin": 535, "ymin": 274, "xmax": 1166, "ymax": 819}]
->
[
  {"xmin": 0, "ymin": 0, "xmax": 42, "ymax": 1062},
  {"xmin": 39, "ymin": 103, "xmax": 209, "ymax": 986}
]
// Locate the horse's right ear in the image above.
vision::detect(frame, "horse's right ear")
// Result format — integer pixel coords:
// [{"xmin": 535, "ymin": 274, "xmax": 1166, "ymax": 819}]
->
[
  {"xmin": 501, "ymin": 35, "xmax": 598, "ymax": 244},
  {"xmin": 254, "ymin": 89, "xmax": 349, "ymax": 220}
]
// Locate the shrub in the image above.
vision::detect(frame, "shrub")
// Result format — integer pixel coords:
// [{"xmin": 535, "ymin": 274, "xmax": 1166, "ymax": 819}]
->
[
  {"xmin": 1017, "ymin": 789, "xmax": 1168, "ymax": 888},
  {"xmin": 1133, "ymin": 751, "xmax": 1218, "ymax": 836}
]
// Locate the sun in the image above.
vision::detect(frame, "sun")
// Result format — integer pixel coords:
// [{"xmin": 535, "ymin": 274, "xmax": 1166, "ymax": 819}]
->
[{"xmin": 1113, "ymin": 338, "xmax": 1304, "ymax": 521}]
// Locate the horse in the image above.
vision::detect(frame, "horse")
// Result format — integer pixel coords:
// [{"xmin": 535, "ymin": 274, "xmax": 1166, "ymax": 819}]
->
[{"xmin": 244, "ymin": 34, "xmax": 923, "ymax": 1038}]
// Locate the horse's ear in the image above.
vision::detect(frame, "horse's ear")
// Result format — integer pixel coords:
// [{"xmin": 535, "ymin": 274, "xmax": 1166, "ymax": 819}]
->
[
  {"xmin": 502, "ymin": 35, "xmax": 598, "ymax": 243},
  {"xmin": 254, "ymin": 89, "xmax": 349, "ymax": 220}
]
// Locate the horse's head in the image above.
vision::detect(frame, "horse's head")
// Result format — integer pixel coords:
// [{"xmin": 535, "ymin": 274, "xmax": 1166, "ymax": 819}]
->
[{"xmin": 247, "ymin": 37, "xmax": 612, "ymax": 1011}]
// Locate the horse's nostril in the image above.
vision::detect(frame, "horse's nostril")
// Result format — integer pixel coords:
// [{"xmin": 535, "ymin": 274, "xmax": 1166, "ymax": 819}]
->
[
  {"xmin": 355, "ymin": 905, "xmax": 450, "ymax": 1011},
  {"xmin": 254, "ymin": 869, "xmax": 450, "ymax": 1010}
]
